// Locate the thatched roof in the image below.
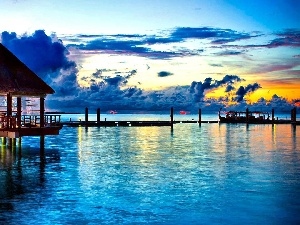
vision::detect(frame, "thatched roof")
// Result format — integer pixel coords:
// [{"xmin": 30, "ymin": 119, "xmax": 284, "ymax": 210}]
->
[{"xmin": 0, "ymin": 43, "xmax": 54, "ymax": 96}]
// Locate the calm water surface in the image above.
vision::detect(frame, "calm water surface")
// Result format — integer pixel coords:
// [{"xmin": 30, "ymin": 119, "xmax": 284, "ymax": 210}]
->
[{"xmin": 0, "ymin": 116, "xmax": 299, "ymax": 224}]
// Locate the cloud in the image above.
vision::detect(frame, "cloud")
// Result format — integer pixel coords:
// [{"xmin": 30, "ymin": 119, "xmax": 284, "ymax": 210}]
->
[
  {"xmin": 1, "ymin": 30, "xmax": 297, "ymax": 113},
  {"xmin": 216, "ymin": 50, "xmax": 244, "ymax": 56},
  {"xmin": 158, "ymin": 71, "xmax": 174, "ymax": 77},
  {"xmin": 249, "ymin": 62, "xmax": 299, "ymax": 75},
  {"xmin": 209, "ymin": 63, "xmax": 223, "ymax": 67},
  {"xmin": 189, "ymin": 75, "xmax": 243, "ymax": 102},
  {"xmin": 170, "ymin": 27, "xmax": 256, "ymax": 44},
  {"xmin": 1, "ymin": 30, "xmax": 76, "ymax": 81},
  {"xmin": 235, "ymin": 83, "xmax": 261, "ymax": 102},
  {"xmin": 1, "ymin": 30, "xmax": 80, "ymax": 97},
  {"xmin": 266, "ymin": 29, "xmax": 300, "ymax": 48}
]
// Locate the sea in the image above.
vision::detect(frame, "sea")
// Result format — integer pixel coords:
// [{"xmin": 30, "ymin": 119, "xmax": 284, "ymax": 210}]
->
[{"xmin": 0, "ymin": 113, "xmax": 299, "ymax": 225}]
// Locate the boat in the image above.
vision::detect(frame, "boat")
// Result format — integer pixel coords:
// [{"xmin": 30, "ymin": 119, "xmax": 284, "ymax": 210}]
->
[{"xmin": 218, "ymin": 110, "xmax": 271, "ymax": 123}]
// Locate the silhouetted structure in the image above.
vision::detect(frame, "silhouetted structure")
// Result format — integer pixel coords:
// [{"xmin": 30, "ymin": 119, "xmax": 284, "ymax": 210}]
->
[{"xmin": 0, "ymin": 43, "xmax": 62, "ymax": 146}]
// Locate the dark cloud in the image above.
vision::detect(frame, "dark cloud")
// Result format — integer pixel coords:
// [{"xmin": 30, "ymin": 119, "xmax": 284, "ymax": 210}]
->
[
  {"xmin": 225, "ymin": 84, "xmax": 235, "ymax": 92},
  {"xmin": 1, "ymin": 30, "xmax": 76, "ymax": 81},
  {"xmin": 235, "ymin": 83, "xmax": 261, "ymax": 102},
  {"xmin": 210, "ymin": 63, "xmax": 223, "ymax": 67},
  {"xmin": 217, "ymin": 50, "xmax": 244, "ymax": 56},
  {"xmin": 170, "ymin": 27, "xmax": 256, "ymax": 44},
  {"xmin": 1, "ymin": 30, "xmax": 80, "ymax": 97},
  {"xmin": 266, "ymin": 29, "xmax": 300, "ymax": 48},
  {"xmin": 2, "ymin": 30, "xmax": 296, "ymax": 113},
  {"xmin": 189, "ymin": 75, "xmax": 243, "ymax": 102},
  {"xmin": 158, "ymin": 71, "xmax": 174, "ymax": 77},
  {"xmin": 226, "ymin": 29, "xmax": 300, "ymax": 49}
]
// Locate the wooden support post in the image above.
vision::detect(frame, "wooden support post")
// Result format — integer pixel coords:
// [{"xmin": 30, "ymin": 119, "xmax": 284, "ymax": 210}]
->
[
  {"xmin": 291, "ymin": 107, "xmax": 296, "ymax": 123},
  {"xmin": 17, "ymin": 97, "xmax": 22, "ymax": 128},
  {"xmin": 198, "ymin": 108, "xmax": 202, "ymax": 126},
  {"xmin": 7, "ymin": 138, "xmax": 12, "ymax": 147},
  {"xmin": 85, "ymin": 107, "xmax": 88, "ymax": 125},
  {"xmin": 18, "ymin": 137, "xmax": 22, "ymax": 148},
  {"xmin": 12, "ymin": 138, "xmax": 16, "ymax": 147},
  {"xmin": 7, "ymin": 93, "xmax": 12, "ymax": 117},
  {"xmin": 170, "ymin": 107, "xmax": 174, "ymax": 130},
  {"xmin": 40, "ymin": 97, "xmax": 45, "ymax": 128},
  {"xmin": 40, "ymin": 135, "xmax": 45, "ymax": 152},
  {"xmin": 2, "ymin": 137, "xmax": 6, "ymax": 146},
  {"xmin": 97, "ymin": 108, "xmax": 100, "ymax": 123},
  {"xmin": 272, "ymin": 108, "xmax": 275, "ymax": 124},
  {"xmin": 246, "ymin": 108, "xmax": 249, "ymax": 123}
]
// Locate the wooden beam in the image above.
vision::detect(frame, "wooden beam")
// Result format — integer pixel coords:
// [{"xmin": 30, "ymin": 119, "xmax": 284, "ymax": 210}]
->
[
  {"xmin": 17, "ymin": 97, "xmax": 22, "ymax": 128},
  {"xmin": 6, "ymin": 93, "xmax": 12, "ymax": 116},
  {"xmin": 40, "ymin": 97, "xmax": 45, "ymax": 128}
]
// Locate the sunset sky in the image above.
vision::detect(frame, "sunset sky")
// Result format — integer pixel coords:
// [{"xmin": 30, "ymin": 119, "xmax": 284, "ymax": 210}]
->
[{"xmin": 1, "ymin": 0, "xmax": 299, "ymax": 112}]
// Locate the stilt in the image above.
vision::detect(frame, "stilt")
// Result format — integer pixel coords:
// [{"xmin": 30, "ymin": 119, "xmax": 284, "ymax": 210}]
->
[
  {"xmin": 198, "ymin": 108, "xmax": 202, "ymax": 126},
  {"xmin": 18, "ymin": 137, "xmax": 22, "ymax": 148},
  {"xmin": 170, "ymin": 107, "xmax": 174, "ymax": 131},
  {"xmin": 97, "ymin": 108, "xmax": 100, "ymax": 123},
  {"xmin": 85, "ymin": 107, "xmax": 89, "ymax": 125},
  {"xmin": 40, "ymin": 135, "xmax": 45, "ymax": 152},
  {"xmin": 2, "ymin": 137, "xmax": 6, "ymax": 146},
  {"xmin": 246, "ymin": 108, "xmax": 249, "ymax": 123},
  {"xmin": 272, "ymin": 108, "xmax": 275, "ymax": 124},
  {"xmin": 7, "ymin": 138, "xmax": 12, "ymax": 147}
]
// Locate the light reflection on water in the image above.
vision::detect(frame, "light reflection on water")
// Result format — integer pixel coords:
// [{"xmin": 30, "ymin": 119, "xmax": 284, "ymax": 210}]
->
[{"xmin": 0, "ymin": 123, "xmax": 299, "ymax": 224}]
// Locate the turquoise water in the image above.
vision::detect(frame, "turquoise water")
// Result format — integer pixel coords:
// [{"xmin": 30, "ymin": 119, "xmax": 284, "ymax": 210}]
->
[{"xmin": 0, "ymin": 115, "xmax": 300, "ymax": 224}]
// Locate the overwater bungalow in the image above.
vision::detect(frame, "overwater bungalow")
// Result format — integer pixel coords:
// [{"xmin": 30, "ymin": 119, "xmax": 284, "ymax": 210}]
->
[{"xmin": 0, "ymin": 43, "xmax": 62, "ymax": 140}]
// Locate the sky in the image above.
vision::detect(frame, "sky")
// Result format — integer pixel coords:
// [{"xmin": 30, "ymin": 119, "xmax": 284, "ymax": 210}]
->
[{"xmin": 0, "ymin": 0, "xmax": 300, "ymax": 113}]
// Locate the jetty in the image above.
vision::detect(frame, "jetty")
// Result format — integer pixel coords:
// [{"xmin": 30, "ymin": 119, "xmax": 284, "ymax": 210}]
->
[
  {"xmin": 60, "ymin": 107, "xmax": 299, "ymax": 127},
  {"xmin": 0, "ymin": 43, "xmax": 62, "ymax": 148}
]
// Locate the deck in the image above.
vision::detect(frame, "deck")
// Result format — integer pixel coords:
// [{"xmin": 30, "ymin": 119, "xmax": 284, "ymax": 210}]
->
[{"xmin": 0, "ymin": 114, "xmax": 62, "ymax": 138}]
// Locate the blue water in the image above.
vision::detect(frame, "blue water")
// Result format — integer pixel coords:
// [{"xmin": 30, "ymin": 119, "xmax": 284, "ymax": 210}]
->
[{"xmin": 0, "ymin": 114, "xmax": 300, "ymax": 224}]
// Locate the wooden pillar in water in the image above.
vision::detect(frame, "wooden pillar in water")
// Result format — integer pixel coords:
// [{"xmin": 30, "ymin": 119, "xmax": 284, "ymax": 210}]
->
[
  {"xmin": 97, "ymin": 108, "xmax": 100, "ymax": 123},
  {"xmin": 198, "ymin": 108, "xmax": 202, "ymax": 126},
  {"xmin": 170, "ymin": 107, "xmax": 174, "ymax": 130},
  {"xmin": 6, "ymin": 93, "xmax": 12, "ymax": 129},
  {"xmin": 40, "ymin": 97, "xmax": 45, "ymax": 127},
  {"xmin": 7, "ymin": 93, "xmax": 12, "ymax": 117},
  {"xmin": 85, "ymin": 107, "xmax": 88, "ymax": 125},
  {"xmin": 2, "ymin": 137, "xmax": 6, "ymax": 146},
  {"xmin": 17, "ymin": 97, "xmax": 22, "ymax": 128},
  {"xmin": 40, "ymin": 135, "xmax": 45, "ymax": 152},
  {"xmin": 246, "ymin": 108, "xmax": 249, "ymax": 123},
  {"xmin": 272, "ymin": 108, "xmax": 275, "ymax": 124},
  {"xmin": 291, "ymin": 107, "xmax": 296, "ymax": 123}
]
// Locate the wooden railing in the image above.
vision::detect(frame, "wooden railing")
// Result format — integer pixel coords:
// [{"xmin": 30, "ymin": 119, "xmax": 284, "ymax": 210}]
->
[{"xmin": 0, "ymin": 114, "xmax": 61, "ymax": 129}]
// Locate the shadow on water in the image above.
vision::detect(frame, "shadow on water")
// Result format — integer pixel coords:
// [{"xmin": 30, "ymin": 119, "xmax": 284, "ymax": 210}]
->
[{"xmin": 0, "ymin": 143, "xmax": 60, "ymax": 221}]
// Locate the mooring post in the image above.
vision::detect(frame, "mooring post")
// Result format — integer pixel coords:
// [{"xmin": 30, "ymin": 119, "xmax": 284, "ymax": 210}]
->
[
  {"xmin": 272, "ymin": 108, "xmax": 275, "ymax": 124},
  {"xmin": 291, "ymin": 107, "xmax": 296, "ymax": 123},
  {"xmin": 97, "ymin": 108, "xmax": 100, "ymax": 123},
  {"xmin": 85, "ymin": 107, "xmax": 89, "ymax": 125},
  {"xmin": 198, "ymin": 108, "xmax": 202, "ymax": 126},
  {"xmin": 246, "ymin": 108, "xmax": 249, "ymax": 123},
  {"xmin": 170, "ymin": 107, "xmax": 174, "ymax": 130}
]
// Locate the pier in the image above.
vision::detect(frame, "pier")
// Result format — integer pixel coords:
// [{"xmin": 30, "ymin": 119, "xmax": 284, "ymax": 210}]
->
[{"xmin": 60, "ymin": 107, "xmax": 299, "ymax": 127}]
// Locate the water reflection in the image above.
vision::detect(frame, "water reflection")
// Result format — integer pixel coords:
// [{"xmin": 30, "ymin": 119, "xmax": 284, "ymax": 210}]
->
[
  {"xmin": 0, "ymin": 124, "xmax": 299, "ymax": 224},
  {"xmin": 0, "ymin": 143, "xmax": 60, "ymax": 221}
]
